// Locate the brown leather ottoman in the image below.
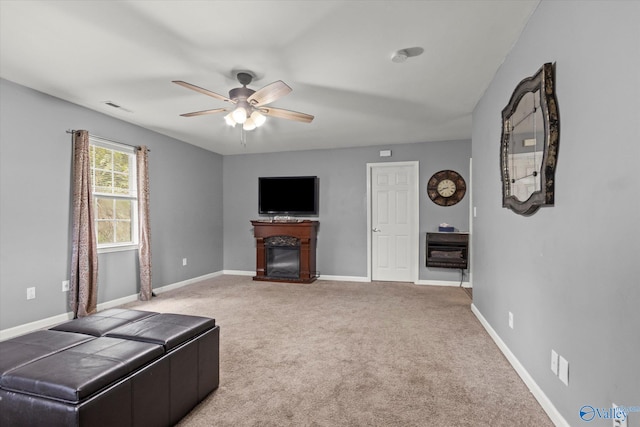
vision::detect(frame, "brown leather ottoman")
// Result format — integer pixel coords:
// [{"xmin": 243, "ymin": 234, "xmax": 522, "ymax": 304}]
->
[
  {"xmin": 0, "ymin": 310, "xmax": 219, "ymax": 427},
  {"xmin": 105, "ymin": 313, "xmax": 220, "ymax": 424},
  {"xmin": 0, "ymin": 336, "xmax": 166, "ymax": 426}
]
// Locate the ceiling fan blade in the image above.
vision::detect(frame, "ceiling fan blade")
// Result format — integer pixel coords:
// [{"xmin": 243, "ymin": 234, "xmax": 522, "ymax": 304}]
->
[
  {"xmin": 180, "ymin": 108, "xmax": 227, "ymax": 117},
  {"xmin": 261, "ymin": 107, "xmax": 314, "ymax": 123},
  {"xmin": 248, "ymin": 81, "xmax": 292, "ymax": 106},
  {"xmin": 173, "ymin": 80, "xmax": 232, "ymax": 103}
]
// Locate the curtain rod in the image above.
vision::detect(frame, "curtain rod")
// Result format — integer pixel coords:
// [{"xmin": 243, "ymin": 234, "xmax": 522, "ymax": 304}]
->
[{"xmin": 66, "ymin": 129, "xmax": 150, "ymax": 151}]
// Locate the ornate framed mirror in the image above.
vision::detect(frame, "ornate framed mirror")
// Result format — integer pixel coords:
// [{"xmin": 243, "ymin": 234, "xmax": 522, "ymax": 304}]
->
[{"xmin": 500, "ymin": 62, "xmax": 559, "ymax": 215}]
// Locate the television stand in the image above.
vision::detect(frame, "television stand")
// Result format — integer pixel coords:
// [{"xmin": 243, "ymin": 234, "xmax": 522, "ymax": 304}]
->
[{"xmin": 251, "ymin": 220, "xmax": 319, "ymax": 283}]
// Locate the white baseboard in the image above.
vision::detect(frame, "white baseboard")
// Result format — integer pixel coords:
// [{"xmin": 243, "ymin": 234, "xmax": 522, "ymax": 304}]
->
[
  {"xmin": 470, "ymin": 304, "xmax": 569, "ymax": 427},
  {"xmin": 0, "ymin": 312, "xmax": 75, "ymax": 341},
  {"xmin": 318, "ymin": 274, "xmax": 369, "ymax": 282},
  {"xmin": 222, "ymin": 270, "xmax": 254, "ymax": 277},
  {"xmin": 222, "ymin": 272, "xmax": 467, "ymax": 286},
  {"xmin": 155, "ymin": 271, "xmax": 224, "ymax": 293},
  {"xmin": 415, "ymin": 279, "xmax": 471, "ymax": 288},
  {"xmin": 0, "ymin": 271, "xmax": 225, "ymax": 341}
]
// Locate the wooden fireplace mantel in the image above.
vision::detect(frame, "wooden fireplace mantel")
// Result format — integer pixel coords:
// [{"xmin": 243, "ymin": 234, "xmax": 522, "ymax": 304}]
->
[{"xmin": 251, "ymin": 220, "xmax": 319, "ymax": 283}]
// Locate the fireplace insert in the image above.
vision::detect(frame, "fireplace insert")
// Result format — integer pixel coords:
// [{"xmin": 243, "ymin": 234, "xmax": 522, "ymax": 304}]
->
[{"xmin": 265, "ymin": 236, "xmax": 300, "ymax": 279}]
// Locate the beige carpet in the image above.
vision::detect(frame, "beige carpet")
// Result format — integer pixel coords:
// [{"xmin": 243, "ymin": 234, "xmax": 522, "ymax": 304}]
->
[{"xmin": 122, "ymin": 275, "xmax": 552, "ymax": 427}]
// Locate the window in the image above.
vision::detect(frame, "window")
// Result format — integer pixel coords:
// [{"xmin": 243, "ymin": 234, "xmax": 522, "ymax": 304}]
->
[{"xmin": 89, "ymin": 137, "xmax": 138, "ymax": 251}]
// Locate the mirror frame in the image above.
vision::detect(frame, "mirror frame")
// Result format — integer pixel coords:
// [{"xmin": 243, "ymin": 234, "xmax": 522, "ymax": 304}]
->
[{"xmin": 500, "ymin": 62, "xmax": 559, "ymax": 216}]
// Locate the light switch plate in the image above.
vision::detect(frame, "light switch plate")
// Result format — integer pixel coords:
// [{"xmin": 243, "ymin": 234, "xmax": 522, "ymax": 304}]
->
[
  {"xmin": 551, "ymin": 350, "xmax": 559, "ymax": 375},
  {"xmin": 559, "ymin": 356, "xmax": 569, "ymax": 386}
]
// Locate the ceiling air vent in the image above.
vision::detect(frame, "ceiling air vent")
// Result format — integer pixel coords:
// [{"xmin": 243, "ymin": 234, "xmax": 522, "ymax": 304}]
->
[{"xmin": 103, "ymin": 101, "xmax": 133, "ymax": 113}]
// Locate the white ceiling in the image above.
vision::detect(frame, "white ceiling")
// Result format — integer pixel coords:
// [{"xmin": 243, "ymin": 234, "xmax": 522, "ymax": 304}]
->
[{"xmin": 0, "ymin": 0, "xmax": 539, "ymax": 155}]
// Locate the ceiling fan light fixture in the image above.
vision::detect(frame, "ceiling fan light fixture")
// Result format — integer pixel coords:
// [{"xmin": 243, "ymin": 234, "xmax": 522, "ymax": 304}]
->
[
  {"xmin": 243, "ymin": 117, "xmax": 257, "ymax": 131},
  {"xmin": 224, "ymin": 113, "xmax": 236, "ymax": 127},
  {"xmin": 232, "ymin": 107, "xmax": 247, "ymax": 124},
  {"xmin": 251, "ymin": 110, "xmax": 266, "ymax": 127}
]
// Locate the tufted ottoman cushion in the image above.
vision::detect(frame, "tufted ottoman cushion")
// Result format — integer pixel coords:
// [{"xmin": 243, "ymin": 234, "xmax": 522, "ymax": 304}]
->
[
  {"xmin": 105, "ymin": 313, "xmax": 215, "ymax": 350},
  {"xmin": 50, "ymin": 308, "xmax": 158, "ymax": 337},
  {"xmin": 0, "ymin": 330, "xmax": 95, "ymax": 375},
  {"xmin": 0, "ymin": 337, "xmax": 163, "ymax": 403}
]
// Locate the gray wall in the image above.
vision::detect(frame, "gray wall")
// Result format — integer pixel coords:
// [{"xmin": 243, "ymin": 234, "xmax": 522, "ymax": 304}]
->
[
  {"xmin": 0, "ymin": 78, "xmax": 223, "ymax": 330},
  {"xmin": 223, "ymin": 140, "xmax": 471, "ymax": 280},
  {"xmin": 472, "ymin": 1, "xmax": 640, "ymax": 424}
]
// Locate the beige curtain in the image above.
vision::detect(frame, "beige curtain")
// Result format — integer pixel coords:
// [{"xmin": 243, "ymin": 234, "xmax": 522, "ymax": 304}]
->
[
  {"xmin": 137, "ymin": 146, "xmax": 153, "ymax": 300},
  {"xmin": 70, "ymin": 130, "xmax": 98, "ymax": 317}
]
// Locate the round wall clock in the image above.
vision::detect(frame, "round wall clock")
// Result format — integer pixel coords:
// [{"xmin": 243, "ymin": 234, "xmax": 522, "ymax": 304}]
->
[{"xmin": 427, "ymin": 170, "xmax": 466, "ymax": 206}]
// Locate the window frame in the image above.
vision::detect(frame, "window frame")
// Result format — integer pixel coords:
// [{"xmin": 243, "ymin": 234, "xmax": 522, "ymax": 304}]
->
[{"xmin": 89, "ymin": 137, "xmax": 139, "ymax": 253}]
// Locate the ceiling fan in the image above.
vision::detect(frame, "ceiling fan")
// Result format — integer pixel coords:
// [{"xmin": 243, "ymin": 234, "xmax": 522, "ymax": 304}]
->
[{"xmin": 173, "ymin": 72, "xmax": 314, "ymax": 131}]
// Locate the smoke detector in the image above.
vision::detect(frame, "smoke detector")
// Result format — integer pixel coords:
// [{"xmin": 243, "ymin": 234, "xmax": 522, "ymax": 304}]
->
[{"xmin": 391, "ymin": 47, "xmax": 424, "ymax": 63}]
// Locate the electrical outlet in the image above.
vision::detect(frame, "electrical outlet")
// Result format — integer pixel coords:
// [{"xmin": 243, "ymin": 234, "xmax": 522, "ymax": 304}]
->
[
  {"xmin": 613, "ymin": 403, "xmax": 628, "ymax": 427},
  {"xmin": 26, "ymin": 287, "xmax": 36, "ymax": 300},
  {"xmin": 558, "ymin": 356, "xmax": 569, "ymax": 386},
  {"xmin": 62, "ymin": 280, "xmax": 70, "ymax": 292},
  {"xmin": 551, "ymin": 350, "xmax": 559, "ymax": 375},
  {"xmin": 182, "ymin": 258, "xmax": 187, "ymax": 266},
  {"xmin": 508, "ymin": 311, "xmax": 514, "ymax": 329}
]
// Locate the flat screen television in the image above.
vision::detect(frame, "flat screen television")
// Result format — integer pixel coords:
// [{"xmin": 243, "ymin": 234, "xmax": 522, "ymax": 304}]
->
[{"xmin": 259, "ymin": 176, "xmax": 319, "ymax": 216}]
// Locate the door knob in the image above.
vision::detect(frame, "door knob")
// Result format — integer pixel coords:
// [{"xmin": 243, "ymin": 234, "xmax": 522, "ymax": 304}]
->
[{"xmin": 372, "ymin": 228, "xmax": 381, "ymax": 232}]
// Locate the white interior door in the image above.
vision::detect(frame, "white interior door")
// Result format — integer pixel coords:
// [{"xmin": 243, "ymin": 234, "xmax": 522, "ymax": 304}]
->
[{"xmin": 369, "ymin": 162, "xmax": 418, "ymax": 282}]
